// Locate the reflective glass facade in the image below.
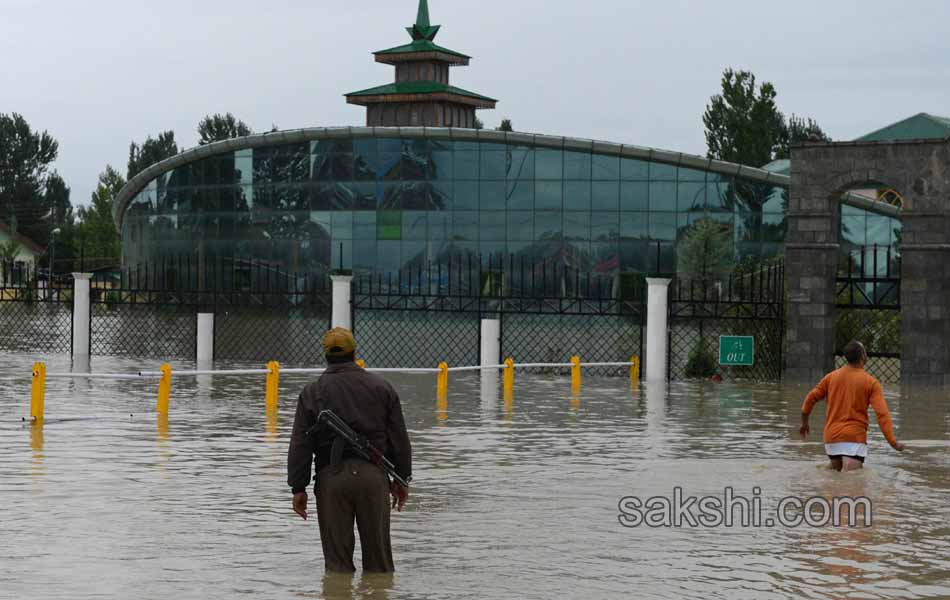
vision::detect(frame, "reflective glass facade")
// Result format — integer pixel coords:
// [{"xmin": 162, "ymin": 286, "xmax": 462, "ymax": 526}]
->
[
  {"xmin": 839, "ymin": 203, "xmax": 902, "ymax": 276},
  {"xmin": 120, "ymin": 136, "xmax": 793, "ymax": 276}
]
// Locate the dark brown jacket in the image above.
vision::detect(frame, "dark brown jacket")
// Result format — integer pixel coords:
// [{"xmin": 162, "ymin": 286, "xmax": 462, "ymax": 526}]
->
[{"xmin": 287, "ymin": 362, "xmax": 412, "ymax": 494}]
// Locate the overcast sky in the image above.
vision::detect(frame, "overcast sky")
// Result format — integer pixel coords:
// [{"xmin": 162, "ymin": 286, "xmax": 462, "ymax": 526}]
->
[{"xmin": 2, "ymin": 0, "xmax": 948, "ymax": 206}]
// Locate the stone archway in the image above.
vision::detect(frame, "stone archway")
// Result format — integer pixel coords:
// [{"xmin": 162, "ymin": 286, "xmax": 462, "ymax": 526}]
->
[{"xmin": 785, "ymin": 138, "xmax": 950, "ymax": 386}]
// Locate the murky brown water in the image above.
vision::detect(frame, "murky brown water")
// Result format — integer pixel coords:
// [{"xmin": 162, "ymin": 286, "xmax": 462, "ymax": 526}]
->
[{"xmin": 1, "ymin": 352, "xmax": 948, "ymax": 599}]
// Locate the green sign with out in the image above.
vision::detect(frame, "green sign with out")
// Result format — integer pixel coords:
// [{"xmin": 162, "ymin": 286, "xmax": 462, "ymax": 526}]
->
[{"xmin": 719, "ymin": 336, "xmax": 754, "ymax": 366}]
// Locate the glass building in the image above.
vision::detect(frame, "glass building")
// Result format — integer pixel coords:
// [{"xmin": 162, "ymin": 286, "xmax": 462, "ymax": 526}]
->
[
  {"xmin": 115, "ymin": 129, "xmax": 792, "ymax": 280},
  {"xmin": 113, "ymin": 0, "xmax": 900, "ymax": 284}
]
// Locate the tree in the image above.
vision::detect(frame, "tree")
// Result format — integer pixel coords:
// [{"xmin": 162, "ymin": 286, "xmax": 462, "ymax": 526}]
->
[
  {"xmin": 497, "ymin": 118, "xmax": 514, "ymax": 132},
  {"xmin": 127, "ymin": 131, "xmax": 178, "ymax": 180},
  {"xmin": 0, "ymin": 113, "xmax": 60, "ymax": 245},
  {"xmin": 676, "ymin": 218, "xmax": 734, "ymax": 284},
  {"xmin": 474, "ymin": 118, "xmax": 484, "ymax": 130},
  {"xmin": 704, "ymin": 69, "xmax": 830, "ymax": 167},
  {"xmin": 197, "ymin": 113, "xmax": 252, "ymax": 145},
  {"xmin": 44, "ymin": 171, "xmax": 71, "ymax": 226},
  {"xmin": 42, "ymin": 173, "xmax": 75, "ymax": 272},
  {"xmin": 777, "ymin": 115, "xmax": 831, "ymax": 158},
  {"xmin": 75, "ymin": 166, "xmax": 124, "ymax": 261},
  {"xmin": 703, "ymin": 69, "xmax": 786, "ymax": 168}
]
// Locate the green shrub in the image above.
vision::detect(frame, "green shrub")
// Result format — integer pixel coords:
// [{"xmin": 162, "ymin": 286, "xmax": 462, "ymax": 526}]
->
[{"xmin": 685, "ymin": 339, "xmax": 717, "ymax": 379}]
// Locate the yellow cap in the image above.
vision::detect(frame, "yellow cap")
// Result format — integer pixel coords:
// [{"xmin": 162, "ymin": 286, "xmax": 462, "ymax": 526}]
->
[{"xmin": 323, "ymin": 327, "xmax": 356, "ymax": 357}]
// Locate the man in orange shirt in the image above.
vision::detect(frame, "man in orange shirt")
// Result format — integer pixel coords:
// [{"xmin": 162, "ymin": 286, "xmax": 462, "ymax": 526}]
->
[{"xmin": 800, "ymin": 341, "xmax": 905, "ymax": 471}]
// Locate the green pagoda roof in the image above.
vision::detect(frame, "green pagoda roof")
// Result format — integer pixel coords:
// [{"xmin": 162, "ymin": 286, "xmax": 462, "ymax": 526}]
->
[
  {"xmin": 375, "ymin": 39, "xmax": 470, "ymax": 60},
  {"xmin": 346, "ymin": 80, "xmax": 496, "ymax": 104},
  {"xmin": 856, "ymin": 112, "xmax": 950, "ymax": 142},
  {"xmin": 374, "ymin": 0, "xmax": 470, "ymax": 63}
]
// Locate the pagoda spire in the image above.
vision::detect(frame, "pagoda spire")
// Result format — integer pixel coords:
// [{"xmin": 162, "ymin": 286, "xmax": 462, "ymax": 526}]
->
[
  {"xmin": 416, "ymin": 0, "xmax": 430, "ymax": 29},
  {"xmin": 407, "ymin": 0, "xmax": 440, "ymax": 41}
]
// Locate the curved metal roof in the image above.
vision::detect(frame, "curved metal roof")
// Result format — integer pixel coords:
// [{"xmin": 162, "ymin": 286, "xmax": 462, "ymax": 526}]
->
[{"xmin": 114, "ymin": 127, "xmax": 801, "ymax": 230}]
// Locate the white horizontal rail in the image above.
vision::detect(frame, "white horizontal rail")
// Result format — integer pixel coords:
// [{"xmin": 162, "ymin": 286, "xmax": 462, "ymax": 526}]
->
[
  {"xmin": 366, "ymin": 367, "xmax": 442, "ymax": 374},
  {"xmin": 138, "ymin": 369, "xmax": 269, "ymax": 377},
  {"xmin": 47, "ymin": 372, "xmax": 162, "ymax": 380},
  {"xmin": 37, "ymin": 361, "xmax": 637, "ymax": 381}
]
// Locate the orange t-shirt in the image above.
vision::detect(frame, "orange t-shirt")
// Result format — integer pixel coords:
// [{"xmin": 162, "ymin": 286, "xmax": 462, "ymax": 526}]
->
[{"xmin": 801, "ymin": 365, "xmax": 897, "ymax": 446}]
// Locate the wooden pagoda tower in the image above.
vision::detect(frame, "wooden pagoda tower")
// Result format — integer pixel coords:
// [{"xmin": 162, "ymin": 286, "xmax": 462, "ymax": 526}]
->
[{"xmin": 345, "ymin": 0, "xmax": 497, "ymax": 128}]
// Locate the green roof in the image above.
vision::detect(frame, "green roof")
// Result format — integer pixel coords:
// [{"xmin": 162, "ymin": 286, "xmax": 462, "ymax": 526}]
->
[
  {"xmin": 374, "ymin": 0, "xmax": 469, "ymax": 60},
  {"xmin": 375, "ymin": 39, "xmax": 470, "ymax": 60},
  {"xmin": 346, "ymin": 80, "xmax": 496, "ymax": 103},
  {"xmin": 856, "ymin": 113, "xmax": 950, "ymax": 142}
]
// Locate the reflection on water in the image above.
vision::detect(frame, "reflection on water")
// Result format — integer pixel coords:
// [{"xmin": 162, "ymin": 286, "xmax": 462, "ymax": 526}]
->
[
  {"xmin": 436, "ymin": 394, "xmax": 448, "ymax": 423},
  {"xmin": 266, "ymin": 404, "xmax": 279, "ymax": 445},
  {"xmin": 1, "ymin": 351, "xmax": 949, "ymax": 599}
]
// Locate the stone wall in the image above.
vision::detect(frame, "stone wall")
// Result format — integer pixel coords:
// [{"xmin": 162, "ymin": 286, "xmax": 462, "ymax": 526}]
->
[{"xmin": 786, "ymin": 138, "xmax": 950, "ymax": 386}]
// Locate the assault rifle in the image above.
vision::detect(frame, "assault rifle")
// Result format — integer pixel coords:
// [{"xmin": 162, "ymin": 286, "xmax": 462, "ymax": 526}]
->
[{"xmin": 307, "ymin": 409, "xmax": 411, "ymax": 489}]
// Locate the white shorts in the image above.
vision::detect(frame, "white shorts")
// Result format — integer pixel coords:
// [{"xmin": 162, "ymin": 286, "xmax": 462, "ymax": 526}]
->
[{"xmin": 825, "ymin": 442, "xmax": 868, "ymax": 458}]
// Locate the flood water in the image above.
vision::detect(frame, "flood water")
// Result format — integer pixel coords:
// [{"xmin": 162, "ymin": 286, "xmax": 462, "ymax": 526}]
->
[{"xmin": 1, "ymin": 352, "xmax": 948, "ymax": 599}]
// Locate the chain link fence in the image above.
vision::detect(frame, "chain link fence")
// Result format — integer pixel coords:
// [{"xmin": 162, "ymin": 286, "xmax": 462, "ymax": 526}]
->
[
  {"xmin": 90, "ymin": 304, "xmax": 196, "ymax": 359},
  {"xmin": 834, "ymin": 247, "xmax": 901, "ymax": 384},
  {"xmin": 354, "ymin": 310, "xmax": 481, "ymax": 369},
  {"xmin": 834, "ymin": 307, "xmax": 900, "ymax": 384},
  {"xmin": 0, "ymin": 300, "xmax": 73, "ymax": 354},
  {"xmin": 668, "ymin": 317, "xmax": 784, "ymax": 382},
  {"xmin": 351, "ymin": 259, "xmax": 645, "ymax": 373},
  {"xmin": 502, "ymin": 314, "xmax": 642, "ymax": 376},
  {"xmin": 0, "ymin": 263, "xmax": 74, "ymax": 354},
  {"xmin": 215, "ymin": 308, "xmax": 331, "ymax": 365},
  {"xmin": 667, "ymin": 262, "xmax": 785, "ymax": 382}
]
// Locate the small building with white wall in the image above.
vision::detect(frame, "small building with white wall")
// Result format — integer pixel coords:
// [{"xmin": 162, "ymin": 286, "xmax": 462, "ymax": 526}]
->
[{"xmin": 0, "ymin": 219, "xmax": 45, "ymax": 287}]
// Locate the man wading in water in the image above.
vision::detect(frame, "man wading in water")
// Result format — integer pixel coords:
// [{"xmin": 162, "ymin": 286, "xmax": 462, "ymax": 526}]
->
[
  {"xmin": 287, "ymin": 328, "xmax": 412, "ymax": 572},
  {"xmin": 800, "ymin": 340, "xmax": 905, "ymax": 470}
]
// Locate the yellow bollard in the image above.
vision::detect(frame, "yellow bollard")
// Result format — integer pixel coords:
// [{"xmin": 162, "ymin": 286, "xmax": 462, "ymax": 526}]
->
[
  {"xmin": 570, "ymin": 355, "xmax": 582, "ymax": 391},
  {"xmin": 436, "ymin": 362, "xmax": 449, "ymax": 421},
  {"xmin": 157, "ymin": 363, "xmax": 172, "ymax": 414},
  {"xmin": 356, "ymin": 359, "xmax": 366, "ymax": 369},
  {"xmin": 629, "ymin": 355, "xmax": 641, "ymax": 385},
  {"xmin": 436, "ymin": 362, "xmax": 449, "ymax": 400},
  {"xmin": 30, "ymin": 362, "xmax": 47, "ymax": 425},
  {"xmin": 503, "ymin": 357, "xmax": 515, "ymax": 401},
  {"xmin": 265, "ymin": 361, "xmax": 281, "ymax": 409}
]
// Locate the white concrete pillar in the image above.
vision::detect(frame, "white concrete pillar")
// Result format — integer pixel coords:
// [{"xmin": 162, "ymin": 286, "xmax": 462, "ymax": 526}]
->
[
  {"xmin": 330, "ymin": 275, "xmax": 354, "ymax": 330},
  {"xmin": 71, "ymin": 273, "xmax": 92, "ymax": 359},
  {"xmin": 645, "ymin": 277, "xmax": 672, "ymax": 382},
  {"xmin": 197, "ymin": 313, "xmax": 215, "ymax": 363},
  {"xmin": 480, "ymin": 318, "xmax": 501, "ymax": 368}
]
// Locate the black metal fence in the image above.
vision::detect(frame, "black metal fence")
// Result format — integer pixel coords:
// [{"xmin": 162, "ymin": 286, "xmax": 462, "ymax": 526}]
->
[
  {"xmin": 0, "ymin": 261, "xmax": 73, "ymax": 354},
  {"xmin": 352, "ymin": 255, "xmax": 645, "ymax": 373},
  {"xmin": 89, "ymin": 259, "xmax": 331, "ymax": 361},
  {"xmin": 835, "ymin": 246, "xmax": 900, "ymax": 383},
  {"xmin": 668, "ymin": 261, "xmax": 785, "ymax": 381}
]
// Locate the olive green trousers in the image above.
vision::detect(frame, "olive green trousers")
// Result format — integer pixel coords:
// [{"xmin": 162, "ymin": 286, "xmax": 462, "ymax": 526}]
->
[{"xmin": 315, "ymin": 458, "xmax": 394, "ymax": 573}]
